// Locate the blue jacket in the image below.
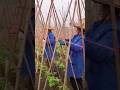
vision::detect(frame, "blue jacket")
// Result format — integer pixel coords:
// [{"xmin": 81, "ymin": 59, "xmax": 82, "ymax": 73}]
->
[
  {"xmin": 44, "ymin": 32, "xmax": 56, "ymax": 60},
  {"xmin": 21, "ymin": 14, "xmax": 35, "ymax": 81},
  {"xmin": 85, "ymin": 18, "xmax": 120, "ymax": 90},
  {"xmin": 63, "ymin": 34, "xmax": 84, "ymax": 78},
  {"xmin": 21, "ymin": 39, "xmax": 35, "ymax": 80}
]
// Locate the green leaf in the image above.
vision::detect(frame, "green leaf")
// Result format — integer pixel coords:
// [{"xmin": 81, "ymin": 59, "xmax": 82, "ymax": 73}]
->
[{"xmin": 47, "ymin": 74, "xmax": 60, "ymax": 88}]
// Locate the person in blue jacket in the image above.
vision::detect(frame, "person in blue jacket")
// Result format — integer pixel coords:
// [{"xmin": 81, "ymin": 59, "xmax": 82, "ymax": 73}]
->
[
  {"xmin": 20, "ymin": 7, "xmax": 35, "ymax": 90},
  {"xmin": 59, "ymin": 25, "xmax": 84, "ymax": 90},
  {"xmin": 44, "ymin": 28, "xmax": 56, "ymax": 67},
  {"xmin": 85, "ymin": 4, "xmax": 120, "ymax": 90}
]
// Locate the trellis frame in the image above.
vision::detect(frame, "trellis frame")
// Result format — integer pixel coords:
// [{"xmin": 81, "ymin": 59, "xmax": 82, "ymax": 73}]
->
[{"xmin": 36, "ymin": 0, "xmax": 85, "ymax": 90}]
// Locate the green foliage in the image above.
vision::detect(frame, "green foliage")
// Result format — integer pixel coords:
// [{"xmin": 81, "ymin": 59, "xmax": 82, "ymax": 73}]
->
[
  {"xmin": 40, "ymin": 64, "xmax": 60, "ymax": 88},
  {"xmin": 35, "ymin": 47, "xmax": 42, "ymax": 55},
  {"xmin": 58, "ymin": 85, "xmax": 70, "ymax": 90},
  {"xmin": 55, "ymin": 60, "xmax": 65, "ymax": 70},
  {"xmin": 47, "ymin": 73, "xmax": 60, "ymax": 88},
  {"xmin": 41, "ymin": 64, "xmax": 48, "ymax": 76},
  {"xmin": 0, "ymin": 45, "xmax": 9, "ymax": 60},
  {"xmin": 55, "ymin": 43, "xmax": 65, "ymax": 71},
  {"xmin": 0, "ymin": 41, "xmax": 20, "ymax": 89},
  {"xmin": 56, "ymin": 42, "xmax": 62, "ymax": 56},
  {"xmin": 0, "ymin": 44, "xmax": 10, "ymax": 76},
  {"xmin": 36, "ymin": 42, "xmax": 70, "ymax": 89},
  {"xmin": 0, "ymin": 79, "xmax": 5, "ymax": 90}
]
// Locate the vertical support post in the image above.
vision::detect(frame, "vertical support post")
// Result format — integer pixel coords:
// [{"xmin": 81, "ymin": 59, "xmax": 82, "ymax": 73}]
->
[
  {"xmin": 85, "ymin": 0, "xmax": 92, "ymax": 30},
  {"xmin": 110, "ymin": 6, "xmax": 120, "ymax": 90}
]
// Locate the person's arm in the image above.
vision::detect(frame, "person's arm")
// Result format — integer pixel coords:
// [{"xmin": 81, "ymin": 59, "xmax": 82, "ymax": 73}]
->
[
  {"xmin": 70, "ymin": 39, "xmax": 83, "ymax": 52},
  {"xmin": 85, "ymin": 31, "xmax": 113, "ymax": 62},
  {"xmin": 58, "ymin": 39, "xmax": 70, "ymax": 46}
]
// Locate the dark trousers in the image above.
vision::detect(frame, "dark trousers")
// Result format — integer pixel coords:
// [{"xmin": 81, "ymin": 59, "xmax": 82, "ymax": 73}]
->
[{"xmin": 70, "ymin": 77, "xmax": 83, "ymax": 90}]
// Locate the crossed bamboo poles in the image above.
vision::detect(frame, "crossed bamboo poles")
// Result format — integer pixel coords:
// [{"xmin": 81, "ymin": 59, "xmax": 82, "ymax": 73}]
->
[
  {"xmin": 37, "ymin": 0, "xmax": 120, "ymax": 89},
  {"xmin": 36, "ymin": 0, "xmax": 85, "ymax": 90},
  {"xmin": 35, "ymin": 0, "xmax": 63, "ymax": 89},
  {"xmin": 36, "ymin": 0, "xmax": 63, "ymax": 89},
  {"xmin": 1, "ymin": 0, "xmax": 35, "ymax": 90}
]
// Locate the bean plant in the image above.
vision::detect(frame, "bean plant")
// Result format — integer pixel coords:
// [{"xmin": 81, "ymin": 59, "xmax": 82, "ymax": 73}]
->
[{"xmin": 36, "ymin": 42, "xmax": 70, "ymax": 90}]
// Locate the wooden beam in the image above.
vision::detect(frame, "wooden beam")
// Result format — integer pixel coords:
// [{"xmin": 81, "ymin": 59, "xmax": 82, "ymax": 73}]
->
[
  {"xmin": 93, "ymin": 0, "xmax": 120, "ymax": 8},
  {"xmin": 110, "ymin": 5, "xmax": 120, "ymax": 90}
]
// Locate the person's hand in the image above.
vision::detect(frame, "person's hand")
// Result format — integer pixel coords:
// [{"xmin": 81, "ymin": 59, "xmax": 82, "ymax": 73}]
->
[
  {"xmin": 66, "ymin": 41, "xmax": 69, "ymax": 46},
  {"xmin": 65, "ymin": 39, "xmax": 69, "ymax": 46},
  {"xmin": 58, "ymin": 40, "xmax": 65, "ymax": 45}
]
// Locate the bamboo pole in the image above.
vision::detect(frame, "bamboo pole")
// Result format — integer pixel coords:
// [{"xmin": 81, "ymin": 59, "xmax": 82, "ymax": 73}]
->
[
  {"xmin": 3, "ymin": 0, "xmax": 29, "ymax": 89},
  {"xmin": 4, "ymin": 0, "xmax": 10, "ymax": 89},
  {"xmin": 37, "ymin": 0, "xmax": 55, "ymax": 89},
  {"xmin": 53, "ymin": 4, "xmax": 61, "ymax": 27},
  {"xmin": 35, "ymin": 1, "xmax": 47, "ymax": 90},
  {"xmin": 45, "ymin": 0, "xmax": 55, "ymax": 25},
  {"xmin": 37, "ymin": 27, "xmax": 48, "ymax": 90},
  {"xmin": 72, "ymin": 0, "xmax": 77, "ymax": 23},
  {"xmin": 37, "ymin": 1, "xmax": 48, "ymax": 90},
  {"xmin": 35, "ymin": 0, "xmax": 43, "ymax": 21},
  {"xmin": 35, "ymin": 0, "xmax": 44, "ymax": 24},
  {"xmin": 40, "ymin": 0, "xmax": 44, "ymax": 9},
  {"xmin": 63, "ymin": 31, "xmax": 72, "ymax": 90},
  {"xmin": 77, "ymin": 0, "xmax": 86, "ymax": 89}
]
